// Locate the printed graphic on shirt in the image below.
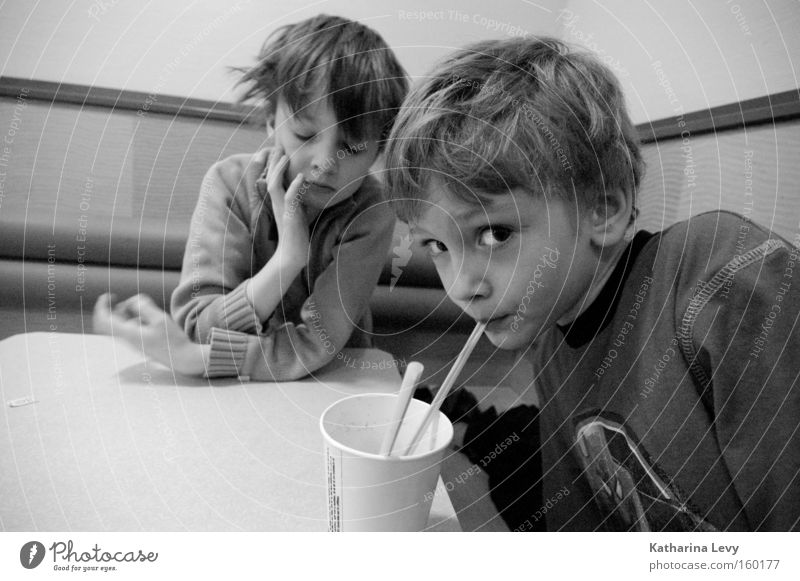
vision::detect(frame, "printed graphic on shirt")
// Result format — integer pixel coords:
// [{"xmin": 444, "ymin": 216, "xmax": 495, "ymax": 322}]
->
[{"xmin": 573, "ymin": 415, "xmax": 717, "ymax": 531}]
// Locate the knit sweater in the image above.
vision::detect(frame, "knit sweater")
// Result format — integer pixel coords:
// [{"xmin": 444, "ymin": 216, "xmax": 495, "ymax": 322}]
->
[
  {"xmin": 170, "ymin": 148, "xmax": 395, "ymax": 381},
  {"xmin": 530, "ymin": 211, "xmax": 800, "ymax": 531}
]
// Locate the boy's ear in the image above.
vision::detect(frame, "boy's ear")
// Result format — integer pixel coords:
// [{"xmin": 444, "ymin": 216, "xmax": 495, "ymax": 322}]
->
[{"xmin": 587, "ymin": 188, "xmax": 633, "ymax": 248}]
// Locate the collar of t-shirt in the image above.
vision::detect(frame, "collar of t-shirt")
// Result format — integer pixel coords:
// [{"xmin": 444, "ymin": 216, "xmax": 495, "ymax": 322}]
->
[{"xmin": 557, "ymin": 230, "xmax": 655, "ymax": 348}]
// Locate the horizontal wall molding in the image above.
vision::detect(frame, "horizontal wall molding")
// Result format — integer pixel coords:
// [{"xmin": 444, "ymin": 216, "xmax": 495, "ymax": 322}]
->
[
  {"xmin": 0, "ymin": 76, "xmax": 259, "ymax": 124},
  {"xmin": 638, "ymin": 89, "xmax": 800, "ymax": 143},
  {"xmin": 1, "ymin": 76, "xmax": 798, "ymax": 141}
]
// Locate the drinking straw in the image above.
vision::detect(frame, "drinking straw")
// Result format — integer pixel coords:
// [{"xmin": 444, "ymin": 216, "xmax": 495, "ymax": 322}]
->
[
  {"xmin": 402, "ymin": 321, "xmax": 486, "ymax": 456},
  {"xmin": 380, "ymin": 361, "xmax": 424, "ymax": 456}
]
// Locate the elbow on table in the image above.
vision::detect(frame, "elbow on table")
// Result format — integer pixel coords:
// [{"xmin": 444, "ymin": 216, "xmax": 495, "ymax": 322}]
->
[
  {"xmin": 247, "ymin": 343, "xmax": 338, "ymax": 383},
  {"xmin": 171, "ymin": 298, "xmax": 216, "ymax": 344}
]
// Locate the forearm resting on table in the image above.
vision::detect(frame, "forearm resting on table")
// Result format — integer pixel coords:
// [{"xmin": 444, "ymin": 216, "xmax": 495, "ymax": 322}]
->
[
  {"xmin": 175, "ymin": 341, "xmax": 211, "ymax": 376},
  {"xmin": 246, "ymin": 252, "xmax": 304, "ymax": 322}
]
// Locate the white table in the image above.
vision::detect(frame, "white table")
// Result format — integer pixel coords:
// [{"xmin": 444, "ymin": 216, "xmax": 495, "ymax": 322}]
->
[{"xmin": 0, "ymin": 333, "xmax": 459, "ymax": 531}]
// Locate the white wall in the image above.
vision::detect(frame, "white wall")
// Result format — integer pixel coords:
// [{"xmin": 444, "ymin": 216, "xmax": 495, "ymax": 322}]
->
[
  {"xmin": 557, "ymin": 0, "xmax": 800, "ymax": 123},
  {"xmin": 0, "ymin": 0, "xmax": 565, "ymax": 102},
  {"xmin": 1, "ymin": 1, "xmax": 797, "ymax": 121}
]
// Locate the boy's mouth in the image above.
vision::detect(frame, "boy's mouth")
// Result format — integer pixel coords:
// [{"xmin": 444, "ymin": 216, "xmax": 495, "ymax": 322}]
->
[
  {"xmin": 477, "ymin": 313, "xmax": 513, "ymax": 332},
  {"xmin": 302, "ymin": 180, "xmax": 335, "ymax": 193}
]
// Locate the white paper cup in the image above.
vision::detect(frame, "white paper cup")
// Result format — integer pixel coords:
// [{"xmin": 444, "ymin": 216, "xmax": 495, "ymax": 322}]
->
[{"xmin": 320, "ymin": 393, "xmax": 453, "ymax": 532}]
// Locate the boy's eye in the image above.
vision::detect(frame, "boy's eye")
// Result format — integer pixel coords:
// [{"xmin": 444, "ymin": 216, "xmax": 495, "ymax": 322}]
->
[
  {"xmin": 478, "ymin": 226, "xmax": 513, "ymax": 248},
  {"xmin": 293, "ymin": 132, "xmax": 313, "ymax": 141},
  {"xmin": 422, "ymin": 239, "xmax": 448, "ymax": 257}
]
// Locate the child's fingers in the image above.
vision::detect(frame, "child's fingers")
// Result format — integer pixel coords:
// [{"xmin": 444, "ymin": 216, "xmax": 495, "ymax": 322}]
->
[
  {"xmin": 282, "ymin": 173, "xmax": 306, "ymax": 218},
  {"xmin": 112, "ymin": 295, "xmax": 141, "ymax": 319},
  {"xmin": 132, "ymin": 295, "xmax": 167, "ymax": 326},
  {"xmin": 94, "ymin": 294, "xmax": 144, "ymax": 337},
  {"xmin": 111, "ymin": 317, "xmax": 156, "ymax": 350},
  {"xmin": 267, "ymin": 154, "xmax": 289, "ymax": 195},
  {"xmin": 284, "ymin": 172, "xmax": 305, "ymax": 204},
  {"xmin": 123, "ymin": 294, "xmax": 165, "ymax": 326},
  {"xmin": 94, "ymin": 292, "xmax": 114, "ymax": 314},
  {"xmin": 93, "ymin": 293, "xmax": 115, "ymax": 334},
  {"xmin": 266, "ymin": 148, "xmax": 280, "ymax": 183},
  {"xmin": 267, "ymin": 145, "xmax": 283, "ymax": 172},
  {"xmin": 267, "ymin": 157, "xmax": 290, "ymax": 223}
]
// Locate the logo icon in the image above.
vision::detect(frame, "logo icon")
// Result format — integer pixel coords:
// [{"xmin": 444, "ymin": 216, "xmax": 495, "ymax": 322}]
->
[
  {"xmin": 390, "ymin": 233, "xmax": 413, "ymax": 291},
  {"xmin": 20, "ymin": 541, "xmax": 46, "ymax": 569}
]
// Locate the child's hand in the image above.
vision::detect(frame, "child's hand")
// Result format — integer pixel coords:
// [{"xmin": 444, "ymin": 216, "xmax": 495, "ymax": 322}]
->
[
  {"xmin": 266, "ymin": 147, "xmax": 310, "ymax": 269},
  {"xmin": 93, "ymin": 293, "xmax": 207, "ymax": 376}
]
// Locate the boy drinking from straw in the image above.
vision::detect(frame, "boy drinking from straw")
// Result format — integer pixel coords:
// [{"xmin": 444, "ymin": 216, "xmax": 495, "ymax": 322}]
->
[
  {"xmin": 384, "ymin": 37, "xmax": 800, "ymax": 531},
  {"xmin": 94, "ymin": 15, "xmax": 408, "ymax": 381}
]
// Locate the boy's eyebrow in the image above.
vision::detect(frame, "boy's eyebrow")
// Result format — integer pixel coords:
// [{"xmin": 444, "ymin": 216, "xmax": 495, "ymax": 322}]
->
[
  {"xmin": 451, "ymin": 205, "xmax": 485, "ymax": 221},
  {"xmin": 409, "ymin": 224, "xmax": 431, "ymax": 237},
  {"xmin": 453, "ymin": 198, "xmax": 520, "ymax": 222}
]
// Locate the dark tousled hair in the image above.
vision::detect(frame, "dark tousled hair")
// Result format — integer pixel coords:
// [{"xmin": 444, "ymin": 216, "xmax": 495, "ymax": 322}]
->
[
  {"xmin": 234, "ymin": 14, "xmax": 408, "ymax": 147},
  {"xmin": 384, "ymin": 36, "xmax": 644, "ymax": 220}
]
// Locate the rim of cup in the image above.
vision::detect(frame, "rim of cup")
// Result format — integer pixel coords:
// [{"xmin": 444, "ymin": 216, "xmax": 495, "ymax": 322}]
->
[{"xmin": 319, "ymin": 393, "xmax": 454, "ymax": 462}]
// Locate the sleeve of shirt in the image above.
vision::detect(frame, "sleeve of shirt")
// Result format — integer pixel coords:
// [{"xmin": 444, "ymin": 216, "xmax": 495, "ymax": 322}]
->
[
  {"xmin": 170, "ymin": 151, "xmax": 270, "ymax": 342},
  {"xmin": 205, "ymin": 196, "xmax": 396, "ymax": 382},
  {"xmin": 683, "ymin": 236, "xmax": 800, "ymax": 531}
]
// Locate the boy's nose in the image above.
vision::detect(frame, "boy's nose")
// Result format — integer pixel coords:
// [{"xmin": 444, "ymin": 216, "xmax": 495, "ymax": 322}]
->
[
  {"xmin": 446, "ymin": 259, "xmax": 490, "ymax": 306},
  {"xmin": 309, "ymin": 140, "xmax": 339, "ymax": 176}
]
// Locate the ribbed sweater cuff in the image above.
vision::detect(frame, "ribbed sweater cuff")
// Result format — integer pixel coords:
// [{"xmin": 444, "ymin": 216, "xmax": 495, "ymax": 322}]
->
[
  {"xmin": 220, "ymin": 283, "xmax": 263, "ymax": 334},
  {"xmin": 206, "ymin": 328, "xmax": 250, "ymax": 380}
]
